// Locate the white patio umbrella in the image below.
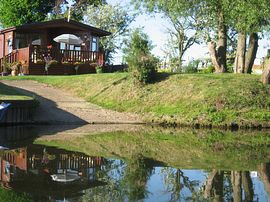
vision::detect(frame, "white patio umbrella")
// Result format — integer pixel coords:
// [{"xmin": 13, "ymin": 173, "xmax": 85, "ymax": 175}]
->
[
  {"xmin": 53, "ymin": 34, "xmax": 83, "ymax": 45},
  {"xmin": 32, "ymin": 39, "xmax": 41, "ymax": 45},
  {"xmin": 51, "ymin": 169, "xmax": 80, "ymax": 183}
]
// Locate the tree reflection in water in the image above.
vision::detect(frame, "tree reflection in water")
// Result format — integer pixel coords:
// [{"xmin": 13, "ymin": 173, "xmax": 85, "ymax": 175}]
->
[
  {"xmin": 78, "ymin": 154, "xmax": 154, "ymax": 202},
  {"xmin": 258, "ymin": 163, "xmax": 270, "ymax": 197},
  {"xmin": 203, "ymin": 170, "xmax": 255, "ymax": 201},
  {"xmin": 161, "ymin": 168, "xmax": 201, "ymax": 201},
  {"xmin": 122, "ymin": 154, "xmax": 153, "ymax": 201}
]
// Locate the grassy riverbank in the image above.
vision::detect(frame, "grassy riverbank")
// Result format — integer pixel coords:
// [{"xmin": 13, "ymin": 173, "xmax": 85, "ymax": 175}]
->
[{"xmin": 1, "ymin": 73, "xmax": 270, "ymax": 128}]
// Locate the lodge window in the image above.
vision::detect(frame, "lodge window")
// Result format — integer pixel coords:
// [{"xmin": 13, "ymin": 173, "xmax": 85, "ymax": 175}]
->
[
  {"xmin": 7, "ymin": 38, "xmax": 12, "ymax": 53},
  {"xmin": 15, "ymin": 33, "xmax": 43, "ymax": 49},
  {"xmin": 60, "ymin": 43, "xmax": 74, "ymax": 50},
  {"xmin": 74, "ymin": 46, "xmax": 81, "ymax": 51},
  {"xmin": 15, "ymin": 33, "xmax": 27, "ymax": 49},
  {"xmin": 91, "ymin": 37, "xmax": 98, "ymax": 52},
  {"xmin": 60, "ymin": 42, "xmax": 65, "ymax": 50}
]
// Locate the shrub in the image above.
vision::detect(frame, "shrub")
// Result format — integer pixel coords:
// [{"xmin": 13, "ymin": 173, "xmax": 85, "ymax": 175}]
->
[
  {"xmin": 201, "ymin": 66, "xmax": 215, "ymax": 74},
  {"xmin": 1, "ymin": 56, "xmax": 11, "ymax": 73},
  {"xmin": 95, "ymin": 65, "xmax": 103, "ymax": 74},
  {"xmin": 36, "ymin": 59, "xmax": 45, "ymax": 65},
  {"xmin": 62, "ymin": 61, "xmax": 72, "ymax": 65},
  {"xmin": 182, "ymin": 59, "xmax": 200, "ymax": 73},
  {"xmin": 131, "ymin": 55, "xmax": 158, "ymax": 83},
  {"xmin": 10, "ymin": 61, "xmax": 21, "ymax": 71},
  {"xmin": 124, "ymin": 29, "xmax": 158, "ymax": 84},
  {"xmin": 48, "ymin": 60, "xmax": 58, "ymax": 66},
  {"xmin": 74, "ymin": 62, "xmax": 84, "ymax": 74}
]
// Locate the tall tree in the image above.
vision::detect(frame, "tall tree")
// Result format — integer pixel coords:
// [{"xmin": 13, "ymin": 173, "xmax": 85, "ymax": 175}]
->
[
  {"xmin": 123, "ymin": 29, "xmax": 158, "ymax": 84},
  {"xmin": 228, "ymin": 0, "xmax": 270, "ymax": 74},
  {"xmin": 261, "ymin": 56, "xmax": 270, "ymax": 84},
  {"xmin": 51, "ymin": 0, "xmax": 104, "ymax": 21},
  {"xmin": 201, "ymin": 0, "xmax": 229, "ymax": 73},
  {"xmin": 85, "ymin": 3, "xmax": 136, "ymax": 64},
  {"xmin": 133, "ymin": 0, "xmax": 202, "ymax": 69},
  {"xmin": 0, "ymin": 0, "xmax": 55, "ymax": 27},
  {"xmin": 133, "ymin": 0, "xmax": 230, "ymax": 73}
]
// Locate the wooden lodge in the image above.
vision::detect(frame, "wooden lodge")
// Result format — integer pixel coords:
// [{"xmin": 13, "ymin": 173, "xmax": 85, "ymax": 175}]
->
[{"xmin": 0, "ymin": 19, "xmax": 111, "ymax": 75}]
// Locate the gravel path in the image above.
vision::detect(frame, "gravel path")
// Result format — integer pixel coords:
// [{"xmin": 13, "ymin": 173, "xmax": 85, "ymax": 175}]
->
[{"xmin": 1, "ymin": 80, "xmax": 142, "ymax": 125}]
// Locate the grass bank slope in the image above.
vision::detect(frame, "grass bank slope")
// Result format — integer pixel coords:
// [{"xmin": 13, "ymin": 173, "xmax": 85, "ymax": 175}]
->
[{"xmin": 2, "ymin": 73, "xmax": 270, "ymax": 127}]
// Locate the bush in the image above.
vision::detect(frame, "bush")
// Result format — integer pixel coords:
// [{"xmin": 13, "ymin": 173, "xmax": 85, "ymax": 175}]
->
[
  {"xmin": 48, "ymin": 60, "xmax": 58, "ymax": 66},
  {"xmin": 131, "ymin": 55, "xmax": 158, "ymax": 83},
  {"xmin": 124, "ymin": 29, "xmax": 158, "ymax": 84},
  {"xmin": 95, "ymin": 65, "xmax": 103, "ymax": 74},
  {"xmin": 182, "ymin": 59, "xmax": 200, "ymax": 73},
  {"xmin": 201, "ymin": 66, "xmax": 215, "ymax": 74},
  {"xmin": 1, "ymin": 56, "xmax": 11, "ymax": 73}
]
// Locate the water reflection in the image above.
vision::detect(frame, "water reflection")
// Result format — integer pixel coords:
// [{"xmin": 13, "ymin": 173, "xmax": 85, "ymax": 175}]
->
[
  {"xmin": 0, "ymin": 144, "xmax": 105, "ymax": 201},
  {"xmin": 0, "ymin": 126, "xmax": 270, "ymax": 201},
  {"xmin": 2, "ymin": 145, "xmax": 270, "ymax": 201}
]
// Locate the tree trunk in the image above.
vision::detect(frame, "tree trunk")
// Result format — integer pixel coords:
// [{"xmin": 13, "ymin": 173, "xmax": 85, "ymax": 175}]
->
[
  {"xmin": 261, "ymin": 58, "xmax": 270, "ymax": 84},
  {"xmin": 242, "ymin": 171, "xmax": 254, "ymax": 202},
  {"xmin": 216, "ymin": 9, "xmax": 227, "ymax": 73},
  {"xmin": 178, "ymin": 52, "xmax": 184, "ymax": 70},
  {"xmin": 208, "ymin": 41, "xmax": 220, "ymax": 71},
  {"xmin": 178, "ymin": 33, "xmax": 184, "ymax": 70},
  {"xmin": 245, "ymin": 33, "xmax": 259, "ymax": 73},
  {"xmin": 258, "ymin": 163, "xmax": 270, "ymax": 195},
  {"xmin": 234, "ymin": 31, "xmax": 246, "ymax": 73},
  {"xmin": 231, "ymin": 171, "xmax": 242, "ymax": 202},
  {"xmin": 204, "ymin": 170, "xmax": 224, "ymax": 201},
  {"xmin": 208, "ymin": 8, "xmax": 227, "ymax": 73}
]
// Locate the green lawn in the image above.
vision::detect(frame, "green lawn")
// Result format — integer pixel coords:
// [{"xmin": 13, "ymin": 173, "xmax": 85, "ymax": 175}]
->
[{"xmin": 1, "ymin": 73, "xmax": 270, "ymax": 127}]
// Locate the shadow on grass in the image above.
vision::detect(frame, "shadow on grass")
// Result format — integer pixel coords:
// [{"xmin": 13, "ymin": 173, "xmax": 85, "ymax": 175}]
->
[
  {"xmin": 153, "ymin": 72, "xmax": 175, "ymax": 83},
  {"xmin": 91, "ymin": 76, "xmax": 128, "ymax": 99},
  {"xmin": 0, "ymin": 82, "xmax": 28, "ymax": 97},
  {"xmin": 0, "ymin": 82, "xmax": 88, "ymax": 125},
  {"xmin": 0, "ymin": 81, "xmax": 90, "ymax": 148}
]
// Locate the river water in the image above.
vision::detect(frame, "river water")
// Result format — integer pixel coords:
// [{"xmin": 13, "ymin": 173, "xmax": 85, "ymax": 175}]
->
[{"xmin": 0, "ymin": 125, "xmax": 270, "ymax": 201}]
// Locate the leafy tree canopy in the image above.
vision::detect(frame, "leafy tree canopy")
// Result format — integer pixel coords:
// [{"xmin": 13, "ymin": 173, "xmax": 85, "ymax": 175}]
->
[
  {"xmin": 208, "ymin": 0, "xmax": 270, "ymax": 34},
  {"xmin": 0, "ymin": 0, "xmax": 55, "ymax": 28},
  {"xmin": 123, "ymin": 29, "xmax": 158, "ymax": 84},
  {"xmin": 51, "ymin": 0, "xmax": 104, "ymax": 21},
  {"xmin": 85, "ymin": 3, "xmax": 137, "ymax": 64},
  {"xmin": 133, "ymin": 0, "xmax": 203, "ymax": 68}
]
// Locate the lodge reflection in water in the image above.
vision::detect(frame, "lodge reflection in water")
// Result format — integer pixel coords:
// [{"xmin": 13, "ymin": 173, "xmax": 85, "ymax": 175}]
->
[{"xmin": 0, "ymin": 144, "xmax": 105, "ymax": 200}]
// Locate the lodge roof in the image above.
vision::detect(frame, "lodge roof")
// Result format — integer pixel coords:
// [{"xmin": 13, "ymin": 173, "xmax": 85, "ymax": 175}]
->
[{"xmin": 0, "ymin": 18, "xmax": 111, "ymax": 37}]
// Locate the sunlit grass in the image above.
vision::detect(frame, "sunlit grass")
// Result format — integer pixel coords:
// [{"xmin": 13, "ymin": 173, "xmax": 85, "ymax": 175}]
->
[{"xmin": 1, "ymin": 72, "xmax": 270, "ymax": 127}]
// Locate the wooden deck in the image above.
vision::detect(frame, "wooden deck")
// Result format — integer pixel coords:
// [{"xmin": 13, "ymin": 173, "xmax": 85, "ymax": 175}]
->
[
  {"xmin": 30, "ymin": 46, "xmax": 104, "ymax": 64},
  {"xmin": 0, "ymin": 46, "xmax": 104, "ymax": 75}
]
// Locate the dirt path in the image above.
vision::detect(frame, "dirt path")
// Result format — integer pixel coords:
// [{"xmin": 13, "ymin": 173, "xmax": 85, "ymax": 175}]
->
[{"xmin": 1, "ymin": 80, "xmax": 142, "ymax": 124}]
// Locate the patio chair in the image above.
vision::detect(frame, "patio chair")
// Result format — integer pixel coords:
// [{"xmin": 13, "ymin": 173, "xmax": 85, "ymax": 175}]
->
[{"xmin": 0, "ymin": 102, "xmax": 11, "ymax": 122}]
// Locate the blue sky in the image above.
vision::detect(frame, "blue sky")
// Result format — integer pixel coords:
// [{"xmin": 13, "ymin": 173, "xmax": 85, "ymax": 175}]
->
[{"xmin": 106, "ymin": 0, "xmax": 269, "ymax": 64}]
